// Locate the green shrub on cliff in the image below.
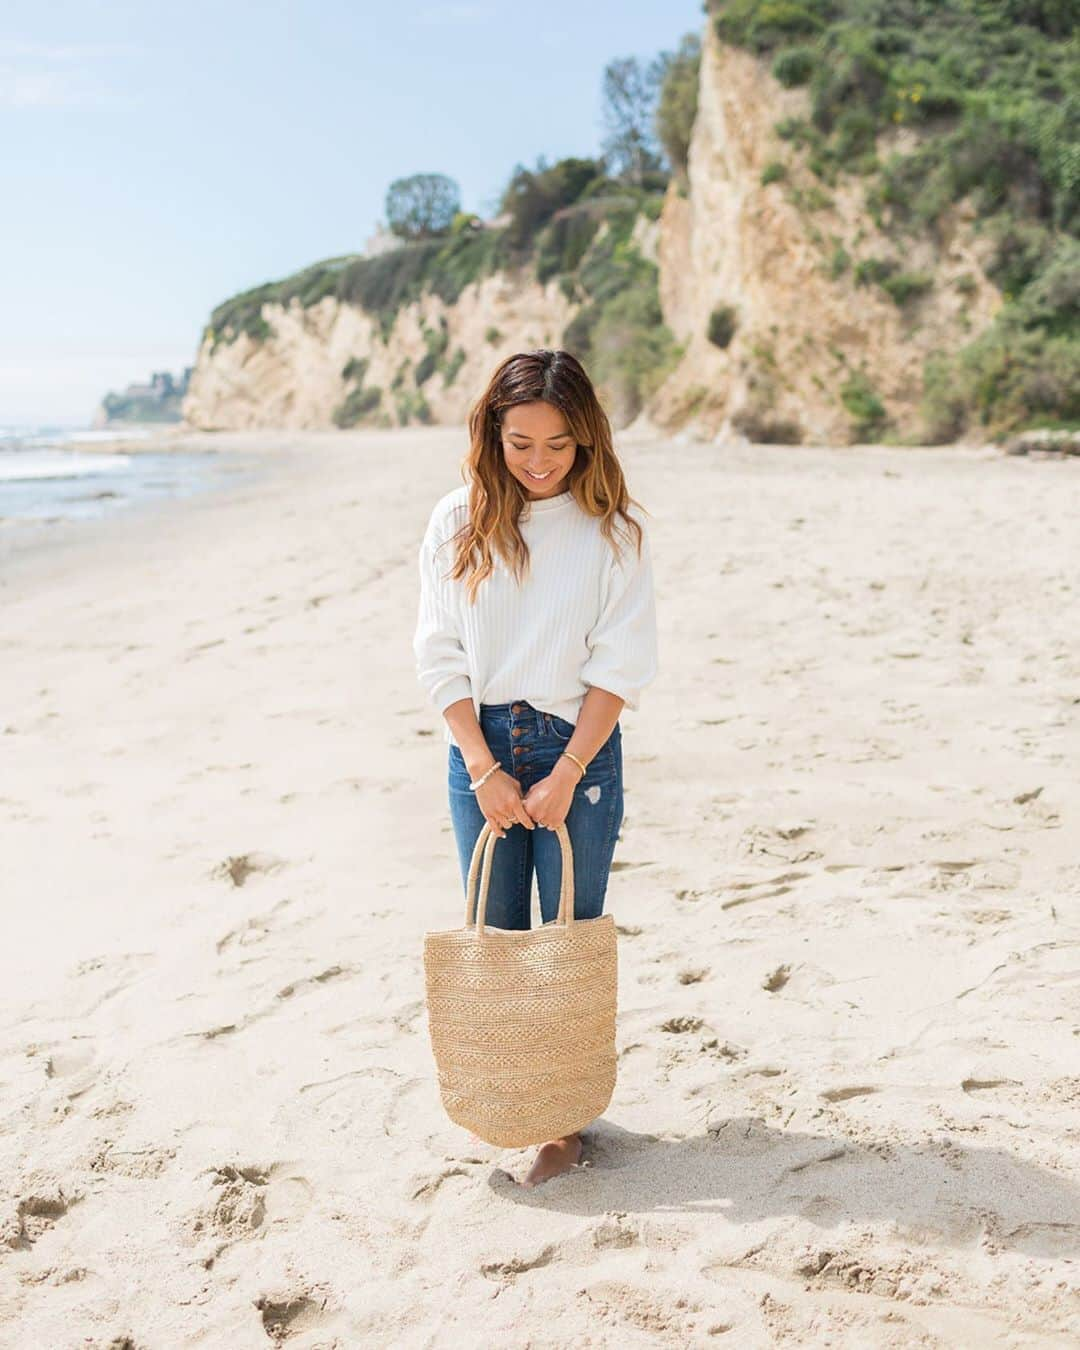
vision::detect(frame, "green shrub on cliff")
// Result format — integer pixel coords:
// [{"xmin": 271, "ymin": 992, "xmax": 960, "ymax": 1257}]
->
[
  {"xmin": 707, "ymin": 304, "xmax": 738, "ymax": 347},
  {"xmin": 714, "ymin": 0, "xmax": 830, "ymax": 52},
  {"xmin": 204, "ymin": 228, "xmax": 512, "ymax": 353},
  {"xmin": 922, "ymin": 235, "xmax": 1080, "ymax": 438},
  {"xmin": 772, "ymin": 44, "xmax": 816, "ymax": 86},
  {"xmin": 840, "ymin": 369, "xmax": 887, "ymax": 437},
  {"xmin": 333, "ymin": 384, "xmax": 382, "ymax": 429},
  {"xmin": 535, "ymin": 204, "xmax": 606, "ymax": 285},
  {"xmin": 500, "ymin": 157, "xmax": 608, "ymax": 255},
  {"xmin": 205, "ymin": 286, "xmax": 278, "ymax": 351},
  {"xmin": 333, "ymin": 356, "xmax": 383, "ymax": 428},
  {"xmin": 881, "ymin": 270, "xmax": 933, "ymax": 305},
  {"xmin": 561, "ymin": 200, "xmax": 682, "ymax": 423},
  {"xmin": 415, "ymin": 318, "xmax": 450, "ymax": 386}
]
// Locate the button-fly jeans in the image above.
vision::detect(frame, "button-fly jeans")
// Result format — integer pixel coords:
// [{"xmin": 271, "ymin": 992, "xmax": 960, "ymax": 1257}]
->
[{"xmin": 447, "ymin": 700, "xmax": 624, "ymax": 929}]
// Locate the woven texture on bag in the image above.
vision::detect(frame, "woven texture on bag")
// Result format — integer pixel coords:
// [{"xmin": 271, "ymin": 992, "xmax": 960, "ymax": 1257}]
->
[{"xmin": 423, "ymin": 818, "xmax": 618, "ymax": 1148}]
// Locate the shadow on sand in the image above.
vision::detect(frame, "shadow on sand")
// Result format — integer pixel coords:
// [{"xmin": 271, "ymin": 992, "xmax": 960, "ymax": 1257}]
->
[{"xmin": 487, "ymin": 1114, "xmax": 1080, "ymax": 1260}]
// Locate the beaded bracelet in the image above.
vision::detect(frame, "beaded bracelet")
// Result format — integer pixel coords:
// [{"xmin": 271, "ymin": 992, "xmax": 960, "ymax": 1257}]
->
[{"xmin": 469, "ymin": 761, "xmax": 502, "ymax": 791}]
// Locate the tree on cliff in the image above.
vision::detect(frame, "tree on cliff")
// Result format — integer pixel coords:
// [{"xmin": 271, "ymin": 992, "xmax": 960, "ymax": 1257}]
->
[
  {"xmin": 600, "ymin": 55, "xmax": 666, "ymax": 186},
  {"xmin": 386, "ymin": 173, "xmax": 461, "ymax": 242},
  {"xmin": 654, "ymin": 33, "xmax": 701, "ymax": 184}
]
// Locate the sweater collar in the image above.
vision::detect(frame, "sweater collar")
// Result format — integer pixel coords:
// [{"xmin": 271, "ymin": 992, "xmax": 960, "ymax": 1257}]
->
[{"xmin": 522, "ymin": 488, "xmax": 574, "ymax": 515}]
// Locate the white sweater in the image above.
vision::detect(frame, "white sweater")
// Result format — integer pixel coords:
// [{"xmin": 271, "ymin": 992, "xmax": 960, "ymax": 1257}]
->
[{"xmin": 413, "ymin": 484, "xmax": 659, "ymax": 747}]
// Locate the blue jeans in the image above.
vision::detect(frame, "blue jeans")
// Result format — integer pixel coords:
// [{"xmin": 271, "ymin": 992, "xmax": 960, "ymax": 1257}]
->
[{"xmin": 447, "ymin": 700, "xmax": 624, "ymax": 930}]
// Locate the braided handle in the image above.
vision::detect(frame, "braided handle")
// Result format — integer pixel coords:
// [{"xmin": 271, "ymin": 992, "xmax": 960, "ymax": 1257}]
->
[{"xmin": 464, "ymin": 821, "xmax": 575, "ymax": 936}]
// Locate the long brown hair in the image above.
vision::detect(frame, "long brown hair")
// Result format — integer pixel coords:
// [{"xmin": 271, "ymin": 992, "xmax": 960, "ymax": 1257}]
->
[{"xmin": 446, "ymin": 349, "xmax": 646, "ymax": 602}]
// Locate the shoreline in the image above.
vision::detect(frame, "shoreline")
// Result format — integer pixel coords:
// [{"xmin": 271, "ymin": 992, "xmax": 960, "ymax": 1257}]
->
[
  {"xmin": 0, "ymin": 426, "xmax": 1014, "ymax": 596},
  {"xmin": 0, "ymin": 434, "xmax": 292, "ymax": 594}
]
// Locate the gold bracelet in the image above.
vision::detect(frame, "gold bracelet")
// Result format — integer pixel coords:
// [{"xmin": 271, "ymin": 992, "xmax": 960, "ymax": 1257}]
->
[{"xmin": 560, "ymin": 751, "xmax": 588, "ymax": 779}]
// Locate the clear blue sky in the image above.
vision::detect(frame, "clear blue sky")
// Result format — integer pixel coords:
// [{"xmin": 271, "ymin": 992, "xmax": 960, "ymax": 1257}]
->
[{"xmin": 0, "ymin": 0, "xmax": 705, "ymax": 426}]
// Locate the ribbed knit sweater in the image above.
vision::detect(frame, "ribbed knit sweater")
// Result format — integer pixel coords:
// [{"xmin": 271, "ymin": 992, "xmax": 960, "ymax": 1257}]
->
[{"xmin": 413, "ymin": 483, "xmax": 659, "ymax": 747}]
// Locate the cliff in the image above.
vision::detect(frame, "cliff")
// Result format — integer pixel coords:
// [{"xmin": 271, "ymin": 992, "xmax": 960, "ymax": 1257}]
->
[
  {"xmin": 184, "ymin": 7, "xmax": 1074, "ymax": 444},
  {"xmin": 649, "ymin": 21, "xmax": 1001, "ymax": 443},
  {"xmin": 182, "ymin": 272, "xmax": 576, "ymax": 433}
]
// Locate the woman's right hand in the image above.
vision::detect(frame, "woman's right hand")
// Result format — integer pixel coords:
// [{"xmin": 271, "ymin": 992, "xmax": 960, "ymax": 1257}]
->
[{"xmin": 475, "ymin": 770, "xmax": 535, "ymax": 838}]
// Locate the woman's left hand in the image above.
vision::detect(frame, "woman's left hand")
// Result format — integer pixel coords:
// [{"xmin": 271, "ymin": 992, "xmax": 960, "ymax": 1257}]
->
[{"xmin": 522, "ymin": 760, "xmax": 580, "ymax": 829}]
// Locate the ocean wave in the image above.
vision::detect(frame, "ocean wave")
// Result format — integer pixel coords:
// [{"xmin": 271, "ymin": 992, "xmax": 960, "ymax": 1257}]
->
[{"xmin": 0, "ymin": 450, "xmax": 132, "ymax": 483}]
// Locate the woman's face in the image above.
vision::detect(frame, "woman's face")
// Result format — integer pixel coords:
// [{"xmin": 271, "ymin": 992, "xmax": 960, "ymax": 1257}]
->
[{"xmin": 500, "ymin": 401, "xmax": 577, "ymax": 501}]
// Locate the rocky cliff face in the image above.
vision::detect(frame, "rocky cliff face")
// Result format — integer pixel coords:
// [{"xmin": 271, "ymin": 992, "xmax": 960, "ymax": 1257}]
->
[
  {"xmin": 650, "ymin": 21, "xmax": 1000, "ymax": 443},
  {"xmin": 184, "ymin": 21, "xmax": 1001, "ymax": 443},
  {"xmin": 181, "ymin": 272, "xmax": 576, "ymax": 432}
]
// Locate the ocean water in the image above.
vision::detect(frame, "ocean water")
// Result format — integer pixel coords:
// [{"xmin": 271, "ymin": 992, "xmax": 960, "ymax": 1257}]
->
[{"xmin": 0, "ymin": 424, "xmax": 253, "ymax": 524}]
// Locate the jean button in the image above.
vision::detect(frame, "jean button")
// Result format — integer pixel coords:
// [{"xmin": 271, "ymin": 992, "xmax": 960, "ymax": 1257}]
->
[{"xmin": 511, "ymin": 702, "xmax": 524, "ymax": 712}]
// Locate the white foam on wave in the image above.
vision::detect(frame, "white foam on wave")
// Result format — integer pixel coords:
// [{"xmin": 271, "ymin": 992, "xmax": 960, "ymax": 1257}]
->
[
  {"xmin": 0, "ymin": 450, "xmax": 133, "ymax": 483},
  {"xmin": 65, "ymin": 429, "xmax": 160, "ymax": 444}
]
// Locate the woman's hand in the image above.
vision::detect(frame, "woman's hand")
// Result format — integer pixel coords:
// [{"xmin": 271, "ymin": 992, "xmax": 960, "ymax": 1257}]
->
[
  {"xmin": 522, "ymin": 760, "xmax": 581, "ymax": 830},
  {"xmin": 475, "ymin": 770, "xmax": 536, "ymax": 838}
]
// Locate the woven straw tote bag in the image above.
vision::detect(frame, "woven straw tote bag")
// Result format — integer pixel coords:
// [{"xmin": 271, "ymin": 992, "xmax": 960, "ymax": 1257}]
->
[{"xmin": 423, "ymin": 819, "xmax": 618, "ymax": 1148}]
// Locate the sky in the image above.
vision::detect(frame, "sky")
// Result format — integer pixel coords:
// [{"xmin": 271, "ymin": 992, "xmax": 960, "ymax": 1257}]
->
[{"xmin": 0, "ymin": 0, "xmax": 706, "ymax": 427}]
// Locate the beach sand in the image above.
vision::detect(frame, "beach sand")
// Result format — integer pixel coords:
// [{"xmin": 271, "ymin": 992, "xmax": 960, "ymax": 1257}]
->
[{"xmin": 1, "ymin": 425, "xmax": 1078, "ymax": 1346}]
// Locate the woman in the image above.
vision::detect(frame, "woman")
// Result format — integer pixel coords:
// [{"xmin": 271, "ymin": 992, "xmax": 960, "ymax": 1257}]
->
[{"xmin": 413, "ymin": 348, "xmax": 659, "ymax": 1187}]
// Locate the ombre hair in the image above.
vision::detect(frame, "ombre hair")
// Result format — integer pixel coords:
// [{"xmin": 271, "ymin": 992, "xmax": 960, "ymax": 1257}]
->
[{"xmin": 446, "ymin": 349, "xmax": 647, "ymax": 603}]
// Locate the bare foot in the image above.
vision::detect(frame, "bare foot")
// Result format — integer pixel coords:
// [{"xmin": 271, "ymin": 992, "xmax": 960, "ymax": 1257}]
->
[{"xmin": 520, "ymin": 1133, "xmax": 583, "ymax": 1187}]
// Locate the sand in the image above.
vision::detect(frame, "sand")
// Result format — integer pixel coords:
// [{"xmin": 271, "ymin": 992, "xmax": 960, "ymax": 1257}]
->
[{"xmin": 1, "ymin": 424, "xmax": 1078, "ymax": 1347}]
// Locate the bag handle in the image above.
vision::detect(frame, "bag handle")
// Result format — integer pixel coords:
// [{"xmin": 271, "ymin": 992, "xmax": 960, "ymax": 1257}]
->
[{"xmin": 464, "ymin": 820, "xmax": 575, "ymax": 936}]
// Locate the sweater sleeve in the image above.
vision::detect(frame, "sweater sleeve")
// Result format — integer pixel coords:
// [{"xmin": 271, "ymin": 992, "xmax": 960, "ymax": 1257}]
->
[
  {"xmin": 579, "ymin": 512, "xmax": 659, "ymax": 711},
  {"xmin": 413, "ymin": 512, "xmax": 472, "ymax": 714}
]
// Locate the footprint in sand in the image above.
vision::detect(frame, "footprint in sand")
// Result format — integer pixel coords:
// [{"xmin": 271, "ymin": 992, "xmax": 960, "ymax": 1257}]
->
[
  {"xmin": 409, "ymin": 1165, "xmax": 471, "ymax": 1201},
  {"xmin": 255, "ymin": 1290, "xmax": 332, "ymax": 1344},
  {"xmin": 210, "ymin": 851, "xmax": 286, "ymax": 888},
  {"xmin": 25, "ymin": 1038, "xmax": 99, "ymax": 1107},
  {"xmin": 702, "ymin": 1038, "xmax": 747, "ymax": 1061},
  {"xmin": 186, "ymin": 1162, "xmax": 314, "ymax": 1249},
  {"xmin": 820, "ymin": 1085, "xmax": 879, "ymax": 1103},
  {"xmin": 590, "ymin": 1213, "xmax": 641, "ymax": 1249},
  {"xmin": 88, "ymin": 1144, "xmax": 176, "ymax": 1180},
  {"xmin": 55, "ymin": 953, "xmax": 155, "ymax": 1019},
  {"xmin": 961, "ymin": 1077, "xmax": 1020, "ymax": 1095},
  {"xmin": 40, "ymin": 1039, "xmax": 96, "ymax": 1081},
  {"xmin": 739, "ymin": 825, "xmax": 821, "ymax": 864},
  {"xmin": 191, "ymin": 1164, "xmax": 269, "ymax": 1240},
  {"xmin": 215, "ymin": 897, "xmax": 297, "ymax": 954},
  {"xmin": 479, "ymin": 1243, "xmax": 557, "ymax": 1281},
  {"xmin": 4, "ymin": 1182, "xmax": 82, "ymax": 1249},
  {"xmin": 580, "ymin": 1280, "xmax": 699, "ymax": 1340},
  {"xmin": 762, "ymin": 963, "xmax": 792, "ymax": 992}
]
